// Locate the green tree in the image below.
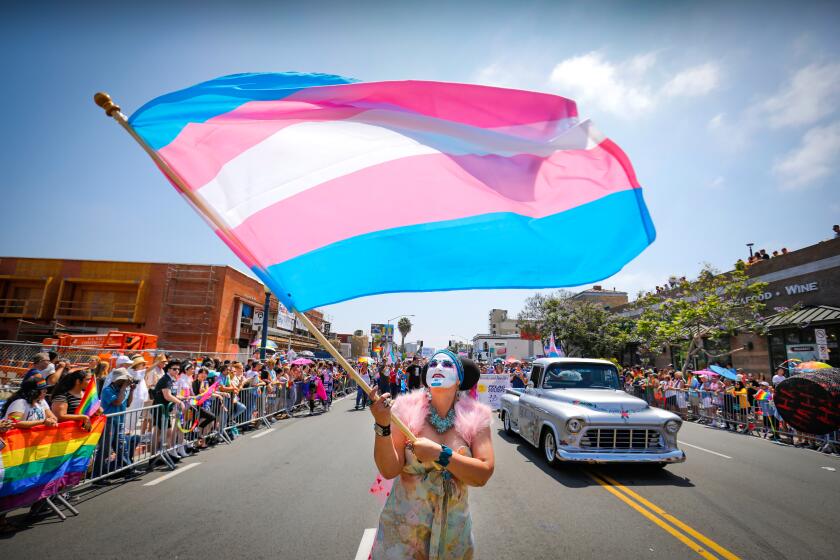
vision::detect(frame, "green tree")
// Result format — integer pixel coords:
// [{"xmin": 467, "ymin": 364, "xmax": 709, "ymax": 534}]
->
[
  {"xmin": 633, "ymin": 262, "xmax": 768, "ymax": 372},
  {"xmin": 397, "ymin": 316, "xmax": 412, "ymax": 353},
  {"xmin": 518, "ymin": 290, "xmax": 633, "ymax": 359}
]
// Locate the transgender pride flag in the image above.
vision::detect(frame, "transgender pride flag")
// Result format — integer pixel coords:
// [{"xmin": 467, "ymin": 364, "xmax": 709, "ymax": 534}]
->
[{"xmin": 129, "ymin": 73, "xmax": 655, "ymax": 311}]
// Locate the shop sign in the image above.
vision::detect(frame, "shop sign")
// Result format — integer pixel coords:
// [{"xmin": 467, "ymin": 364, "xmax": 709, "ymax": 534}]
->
[
  {"xmin": 786, "ymin": 344, "xmax": 818, "ymax": 362},
  {"xmin": 739, "ymin": 280, "xmax": 820, "ymax": 304}
]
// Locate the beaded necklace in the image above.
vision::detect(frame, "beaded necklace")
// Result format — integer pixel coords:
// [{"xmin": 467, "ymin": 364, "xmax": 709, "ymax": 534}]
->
[{"xmin": 427, "ymin": 392, "xmax": 457, "ymax": 433}]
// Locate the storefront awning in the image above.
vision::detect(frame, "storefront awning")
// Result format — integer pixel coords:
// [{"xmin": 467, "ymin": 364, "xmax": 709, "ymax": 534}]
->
[{"xmin": 765, "ymin": 305, "xmax": 840, "ymax": 328}]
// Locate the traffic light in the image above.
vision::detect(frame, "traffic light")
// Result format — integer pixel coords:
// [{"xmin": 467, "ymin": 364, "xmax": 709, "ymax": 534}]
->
[{"xmin": 419, "ymin": 340, "xmax": 424, "ymax": 349}]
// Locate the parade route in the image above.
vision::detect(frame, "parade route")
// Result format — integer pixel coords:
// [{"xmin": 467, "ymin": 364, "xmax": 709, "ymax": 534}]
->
[{"xmin": 4, "ymin": 397, "xmax": 838, "ymax": 559}]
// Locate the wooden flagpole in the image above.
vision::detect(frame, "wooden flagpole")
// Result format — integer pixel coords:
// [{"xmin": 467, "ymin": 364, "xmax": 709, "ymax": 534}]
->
[{"xmin": 93, "ymin": 92, "xmax": 416, "ymax": 442}]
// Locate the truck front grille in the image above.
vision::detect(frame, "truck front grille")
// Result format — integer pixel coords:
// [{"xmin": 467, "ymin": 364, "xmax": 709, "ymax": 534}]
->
[{"xmin": 579, "ymin": 428, "xmax": 663, "ymax": 450}]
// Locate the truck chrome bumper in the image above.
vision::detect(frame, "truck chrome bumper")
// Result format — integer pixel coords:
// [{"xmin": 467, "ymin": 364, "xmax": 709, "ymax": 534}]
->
[{"xmin": 555, "ymin": 448, "xmax": 686, "ymax": 464}]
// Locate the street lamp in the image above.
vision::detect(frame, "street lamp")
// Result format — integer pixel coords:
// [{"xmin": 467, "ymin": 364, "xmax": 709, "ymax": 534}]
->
[
  {"xmin": 746, "ymin": 243, "xmax": 754, "ymax": 258},
  {"xmin": 260, "ymin": 285, "xmax": 271, "ymax": 361}
]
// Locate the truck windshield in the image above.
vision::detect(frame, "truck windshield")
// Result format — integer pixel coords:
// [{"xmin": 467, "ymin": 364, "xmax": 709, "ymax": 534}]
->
[{"xmin": 542, "ymin": 363, "xmax": 620, "ymax": 389}]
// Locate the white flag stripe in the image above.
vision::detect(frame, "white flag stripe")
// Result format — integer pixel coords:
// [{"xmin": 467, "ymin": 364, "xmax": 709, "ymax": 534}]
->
[{"xmin": 196, "ymin": 117, "xmax": 603, "ymax": 229}]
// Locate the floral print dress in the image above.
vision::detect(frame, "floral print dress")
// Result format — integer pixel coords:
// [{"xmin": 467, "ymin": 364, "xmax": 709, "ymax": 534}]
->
[{"xmin": 373, "ymin": 444, "xmax": 475, "ymax": 560}]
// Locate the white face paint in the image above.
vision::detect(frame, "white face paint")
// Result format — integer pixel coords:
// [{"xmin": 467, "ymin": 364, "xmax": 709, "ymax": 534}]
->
[{"xmin": 426, "ymin": 352, "xmax": 460, "ymax": 389}]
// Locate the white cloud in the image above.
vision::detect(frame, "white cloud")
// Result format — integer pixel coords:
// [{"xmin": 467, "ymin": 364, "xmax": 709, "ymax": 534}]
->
[
  {"xmin": 707, "ymin": 176, "xmax": 725, "ymax": 189},
  {"xmin": 707, "ymin": 113, "xmax": 724, "ymax": 129},
  {"xmin": 762, "ymin": 63, "xmax": 840, "ymax": 128},
  {"xmin": 547, "ymin": 51, "xmax": 720, "ymax": 118},
  {"xmin": 549, "ymin": 52, "xmax": 656, "ymax": 116},
  {"xmin": 626, "ymin": 52, "xmax": 658, "ymax": 76},
  {"xmin": 662, "ymin": 63, "xmax": 720, "ymax": 97},
  {"xmin": 473, "ymin": 63, "xmax": 516, "ymax": 88},
  {"xmin": 773, "ymin": 121, "xmax": 840, "ymax": 189}
]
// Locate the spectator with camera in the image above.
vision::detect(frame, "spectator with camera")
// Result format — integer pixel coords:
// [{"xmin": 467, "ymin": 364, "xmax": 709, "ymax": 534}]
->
[{"xmin": 94, "ymin": 368, "xmax": 144, "ymax": 481}]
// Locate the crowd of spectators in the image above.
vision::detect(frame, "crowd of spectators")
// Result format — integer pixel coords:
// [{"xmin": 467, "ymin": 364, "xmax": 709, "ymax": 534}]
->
[
  {"xmin": 621, "ymin": 364, "xmax": 836, "ymax": 453},
  {"xmin": 1, "ymin": 351, "xmax": 360, "ymax": 473},
  {"xmin": 0, "ymin": 349, "xmax": 373, "ymax": 532}
]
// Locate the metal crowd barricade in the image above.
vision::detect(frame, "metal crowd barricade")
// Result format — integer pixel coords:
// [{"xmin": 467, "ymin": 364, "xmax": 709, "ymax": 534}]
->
[
  {"xmin": 75, "ymin": 404, "xmax": 168, "ymax": 487},
  {"xmin": 625, "ymin": 384, "xmax": 840, "ymax": 451},
  {"xmin": 222, "ymin": 386, "xmax": 264, "ymax": 433}
]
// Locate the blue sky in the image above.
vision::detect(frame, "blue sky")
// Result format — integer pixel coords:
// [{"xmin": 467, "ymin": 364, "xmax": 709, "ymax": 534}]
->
[{"xmin": 2, "ymin": 0, "xmax": 839, "ymax": 349}]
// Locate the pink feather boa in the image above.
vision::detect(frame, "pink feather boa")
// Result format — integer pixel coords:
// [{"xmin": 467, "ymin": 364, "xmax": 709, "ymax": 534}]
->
[{"xmin": 390, "ymin": 389, "xmax": 492, "ymax": 447}]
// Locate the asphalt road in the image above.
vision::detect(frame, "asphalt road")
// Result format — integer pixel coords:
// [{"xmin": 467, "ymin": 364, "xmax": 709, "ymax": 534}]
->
[{"xmin": 4, "ymin": 393, "xmax": 839, "ymax": 559}]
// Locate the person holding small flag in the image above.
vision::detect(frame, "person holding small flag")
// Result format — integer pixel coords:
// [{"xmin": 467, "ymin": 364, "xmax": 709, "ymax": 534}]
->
[{"xmin": 50, "ymin": 369, "xmax": 95, "ymax": 431}]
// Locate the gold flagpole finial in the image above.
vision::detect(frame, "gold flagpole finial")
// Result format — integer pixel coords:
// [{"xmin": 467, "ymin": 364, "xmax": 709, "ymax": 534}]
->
[{"xmin": 94, "ymin": 92, "xmax": 121, "ymax": 117}]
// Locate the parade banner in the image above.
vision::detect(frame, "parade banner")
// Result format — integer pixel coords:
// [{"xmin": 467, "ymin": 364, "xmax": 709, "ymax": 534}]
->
[
  {"xmin": 276, "ymin": 303, "xmax": 295, "ymax": 332},
  {"xmin": 0, "ymin": 417, "xmax": 105, "ymax": 511},
  {"xmin": 476, "ymin": 374, "xmax": 510, "ymax": 410}
]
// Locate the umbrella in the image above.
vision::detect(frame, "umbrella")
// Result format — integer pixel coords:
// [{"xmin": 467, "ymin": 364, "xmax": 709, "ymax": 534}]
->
[
  {"xmin": 291, "ymin": 358, "xmax": 314, "ymax": 365},
  {"xmin": 357, "ymin": 356, "xmax": 375, "ymax": 363},
  {"xmin": 693, "ymin": 369, "xmax": 719, "ymax": 377},
  {"xmin": 795, "ymin": 361, "xmax": 831, "ymax": 371},
  {"xmin": 505, "ymin": 356, "xmax": 520, "ymax": 363},
  {"xmin": 709, "ymin": 364, "xmax": 738, "ymax": 380}
]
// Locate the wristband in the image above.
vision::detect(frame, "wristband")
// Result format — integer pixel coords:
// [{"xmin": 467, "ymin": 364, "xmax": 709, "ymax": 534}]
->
[
  {"xmin": 374, "ymin": 423, "xmax": 391, "ymax": 437},
  {"xmin": 435, "ymin": 444, "xmax": 453, "ymax": 467}
]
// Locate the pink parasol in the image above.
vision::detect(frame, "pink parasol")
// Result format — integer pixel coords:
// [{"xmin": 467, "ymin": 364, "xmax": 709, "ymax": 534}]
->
[
  {"xmin": 693, "ymin": 369, "xmax": 719, "ymax": 377},
  {"xmin": 291, "ymin": 358, "xmax": 314, "ymax": 365}
]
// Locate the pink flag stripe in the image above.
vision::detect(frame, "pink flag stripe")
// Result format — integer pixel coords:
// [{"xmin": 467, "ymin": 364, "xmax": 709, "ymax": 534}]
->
[
  {"xmin": 159, "ymin": 102, "xmax": 580, "ymax": 194},
  {"xmin": 288, "ymin": 80, "xmax": 578, "ymax": 130},
  {"xmin": 229, "ymin": 144, "xmax": 638, "ymax": 267}
]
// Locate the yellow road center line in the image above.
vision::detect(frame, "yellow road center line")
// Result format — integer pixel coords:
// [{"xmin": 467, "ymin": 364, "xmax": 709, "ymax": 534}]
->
[
  {"xmin": 597, "ymin": 473, "xmax": 741, "ymax": 560},
  {"xmin": 585, "ymin": 472, "xmax": 718, "ymax": 560}
]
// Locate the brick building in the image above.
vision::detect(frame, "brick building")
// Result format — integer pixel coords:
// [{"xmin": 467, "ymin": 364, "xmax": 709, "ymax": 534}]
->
[{"xmin": 0, "ymin": 257, "xmax": 330, "ymax": 355}]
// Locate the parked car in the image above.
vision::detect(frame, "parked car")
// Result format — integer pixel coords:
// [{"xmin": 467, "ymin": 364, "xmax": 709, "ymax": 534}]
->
[{"xmin": 500, "ymin": 358, "xmax": 685, "ymax": 467}]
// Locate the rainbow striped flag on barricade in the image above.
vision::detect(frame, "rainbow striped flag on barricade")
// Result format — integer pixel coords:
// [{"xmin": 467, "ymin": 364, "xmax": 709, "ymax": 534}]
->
[
  {"xmin": 75, "ymin": 376, "xmax": 101, "ymax": 416},
  {"xmin": 0, "ymin": 417, "xmax": 105, "ymax": 511}
]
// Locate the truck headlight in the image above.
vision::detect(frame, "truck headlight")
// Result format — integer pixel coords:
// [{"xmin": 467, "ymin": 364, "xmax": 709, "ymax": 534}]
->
[
  {"xmin": 665, "ymin": 420, "xmax": 681, "ymax": 434},
  {"xmin": 566, "ymin": 418, "xmax": 584, "ymax": 433}
]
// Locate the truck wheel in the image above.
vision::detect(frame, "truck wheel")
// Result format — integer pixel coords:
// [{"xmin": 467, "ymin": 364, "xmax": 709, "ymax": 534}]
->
[
  {"xmin": 502, "ymin": 411, "xmax": 514, "ymax": 435},
  {"xmin": 541, "ymin": 428, "xmax": 561, "ymax": 467}
]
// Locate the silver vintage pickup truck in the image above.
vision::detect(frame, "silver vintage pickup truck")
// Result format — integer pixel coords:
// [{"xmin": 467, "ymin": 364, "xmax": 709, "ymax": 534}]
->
[{"xmin": 500, "ymin": 358, "xmax": 686, "ymax": 467}]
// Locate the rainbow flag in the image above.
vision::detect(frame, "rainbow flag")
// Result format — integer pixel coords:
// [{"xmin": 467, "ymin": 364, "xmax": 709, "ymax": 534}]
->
[
  {"xmin": 129, "ymin": 73, "xmax": 655, "ymax": 311},
  {"xmin": 74, "ymin": 376, "xmax": 100, "ymax": 416},
  {"xmin": 755, "ymin": 389, "xmax": 771, "ymax": 401},
  {"xmin": 0, "ymin": 417, "xmax": 105, "ymax": 511}
]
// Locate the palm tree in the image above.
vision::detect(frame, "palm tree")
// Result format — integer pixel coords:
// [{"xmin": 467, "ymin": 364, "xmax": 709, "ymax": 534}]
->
[{"xmin": 397, "ymin": 316, "xmax": 412, "ymax": 354}]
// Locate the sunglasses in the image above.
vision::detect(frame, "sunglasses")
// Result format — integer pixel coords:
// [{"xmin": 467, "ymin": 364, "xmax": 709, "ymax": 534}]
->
[{"xmin": 428, "ymin": 359, "xmax": 455, "ymax": 369}]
